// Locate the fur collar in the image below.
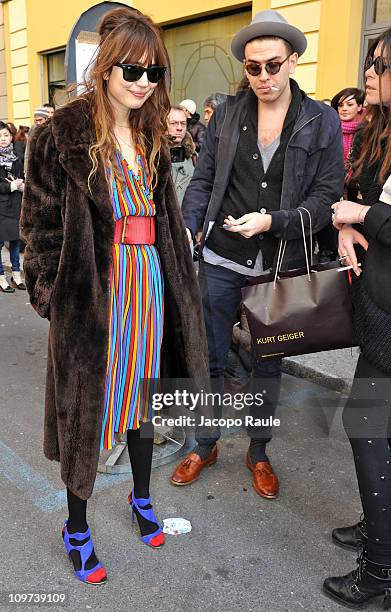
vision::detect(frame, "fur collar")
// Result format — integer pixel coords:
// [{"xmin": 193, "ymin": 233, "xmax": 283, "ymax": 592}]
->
[{"xmin": 51, "ymin": 97, "xmax": 171, "ymax": 225}]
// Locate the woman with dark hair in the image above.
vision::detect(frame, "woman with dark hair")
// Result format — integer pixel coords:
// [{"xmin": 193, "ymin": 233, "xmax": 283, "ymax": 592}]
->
[
  {"xmin": 21, "ymin": 7, "xmax": 208, "ymax": 585},
  {"xmin": 317, "ymin": 87, "xmax": 366, "ymax": 263},
  {"xmin": 331, "ymin": 87, "xmax": 366, "ymax": 168},
  {"xmin": 14, "ymin": 125, "xmax": 29, "ymax": 163},
  {"xmin": 0, "ymin": 121, "xmax": 25, "ymax": 292},
  {"xmin": 323, "ymin": 28, "xmax": 391, "ymax": 609}
]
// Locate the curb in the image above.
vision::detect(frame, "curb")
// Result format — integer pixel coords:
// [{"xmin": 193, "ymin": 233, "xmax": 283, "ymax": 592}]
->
[{"xmin": 282, "ymin": 358, "xmax": 353, "ymax": 395}]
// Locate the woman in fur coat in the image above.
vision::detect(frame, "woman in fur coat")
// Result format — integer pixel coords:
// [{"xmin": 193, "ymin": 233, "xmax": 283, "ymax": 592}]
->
[{"xmin": 21, "ymin": 7, "xmax": 208, "ymax": 585}]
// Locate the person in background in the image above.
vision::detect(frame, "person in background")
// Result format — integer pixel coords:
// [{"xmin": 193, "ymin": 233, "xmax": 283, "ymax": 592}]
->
[
  {"xmin": 179, "ymin": 98, "xmax": 206, "ymax": 153},
  {"xmin": 43, "ymin": 103, "xmax": 55, "ymax": 118},
  {"xmin": 203, "ymin": 92, "xmax": 228, "ymax": 126},
  {"xmin": 0, "ymin": 121, "xmax": 25, "ymax": 292},
  {"xmin": 6, "ymin": 122, "xmax": 17, "ymax": 141},
  {"xmin": 332, "ymin": 87, "xmax": 366, "ymax": 169},
  {"xmin": 323, "ymin": 28, "xmax": 391, "ymax": 609},
  {"xmin": 24, "ymin": 108, "xmax": 50, "ymax": 174},
  {"xmin": 167, "ymin": 105, "xmax": 196, "ymax": 207},
  {"xmin": 14, "ymin": 125, "xmax": 29, "ymax": 164},
  {"xmin": 317, "ymin": 87, "xmax": 366, "ymax": 263},
  {"xmin": 322, "ymin": 98, "xmax": 332, "ymax": 106},
  {"xmin": 33, "ymin": 107, "xmax": 50, "ymax": 126}
]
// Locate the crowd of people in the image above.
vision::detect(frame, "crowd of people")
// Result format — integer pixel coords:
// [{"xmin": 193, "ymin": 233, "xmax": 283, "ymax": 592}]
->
[{"xmin": 2, "ymin": 4, "xmax": 391, "ymax": 609}]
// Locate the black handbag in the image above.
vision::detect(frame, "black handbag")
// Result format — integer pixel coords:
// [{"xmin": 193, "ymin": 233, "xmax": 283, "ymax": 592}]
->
[{"xmin": 241, "ymin": 208, "xmax": 355, "ymax": 359}]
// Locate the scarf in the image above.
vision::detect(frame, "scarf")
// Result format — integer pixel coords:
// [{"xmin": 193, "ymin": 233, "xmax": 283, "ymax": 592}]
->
[
  {"xmin": 341, "ymin": 114, "xmax": 365, "ymax": 163},
  {"xmin": 0, "ymin": 144, "xmax": 17, "ymax": 171}
]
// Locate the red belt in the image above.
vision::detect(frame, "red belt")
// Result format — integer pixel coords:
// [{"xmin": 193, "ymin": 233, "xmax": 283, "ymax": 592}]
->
[{"xmin": 113, "ymin": 216, "xmax": 156, "ymax": 245}]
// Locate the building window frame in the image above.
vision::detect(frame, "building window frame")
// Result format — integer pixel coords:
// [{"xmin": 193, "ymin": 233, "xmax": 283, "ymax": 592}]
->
[
  {"xmin": 41, "ymin": 47, "xmax": 66, "ymax": 107},
  {"xmin": 359, "ymin": 0, "xmax": 391, "ymax": 85}
]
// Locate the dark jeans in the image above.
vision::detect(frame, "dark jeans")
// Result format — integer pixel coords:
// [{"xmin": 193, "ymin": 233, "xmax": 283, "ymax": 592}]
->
[
  {"xmin": 196, "ymin": 261, "xmax": 282, "ymax": 446},
  {"xmin": 0, "ymin": 240, "xmax": 20, "ymax": 275},
  {"xmin": 343, "ymin": 354, "xmax": 391, "ymax": 563}
]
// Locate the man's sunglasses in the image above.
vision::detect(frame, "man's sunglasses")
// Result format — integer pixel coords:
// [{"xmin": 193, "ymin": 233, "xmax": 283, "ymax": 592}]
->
[
  {"xmin": 364, "ymin": 55, "xmax": 391, "ymax": 76},
  {"xmin": 114, "ymin": 62, "xmax": 167, "ymax": 83},
  {"xmin": 244, "ymin": 54, "xmax": 291, "ymax": 77}
]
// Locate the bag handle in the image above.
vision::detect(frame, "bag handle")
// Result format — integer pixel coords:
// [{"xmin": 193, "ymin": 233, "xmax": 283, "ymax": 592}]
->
[{"xmin": 273, "ymin": 207, "xmax": 313, "ymax": 286}]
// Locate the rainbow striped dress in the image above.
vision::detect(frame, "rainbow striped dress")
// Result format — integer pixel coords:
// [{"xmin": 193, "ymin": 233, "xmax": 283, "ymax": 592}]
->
[{"xmin": 100, "ymin": 147, "xmax": 164, "ymax": 451}]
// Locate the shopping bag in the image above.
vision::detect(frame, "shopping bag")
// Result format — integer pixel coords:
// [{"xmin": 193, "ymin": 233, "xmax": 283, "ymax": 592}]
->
[{"xmin": 241, "ymin": 208, "xmax": 355, "ymax": 359}]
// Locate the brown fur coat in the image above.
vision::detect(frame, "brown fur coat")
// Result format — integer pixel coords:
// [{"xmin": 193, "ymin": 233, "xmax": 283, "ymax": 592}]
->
[{"xmin": 21, "ymin": 97, "xmax": 208, "ymax": 500}]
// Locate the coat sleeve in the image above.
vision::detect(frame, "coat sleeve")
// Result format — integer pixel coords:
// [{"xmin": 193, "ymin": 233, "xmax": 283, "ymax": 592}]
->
[
  {"xmin": 363, "ymin": 175, "xmax": 391, "ymax": 247},
  {"xmin": 181, "ymin": 108, "xmax": 220, "ymax": 237},
  {"xmin": 269, "ymin": 116, "xmax": 344, "ymax": 239},
  {"xmin": 20, "ymin": 124, "xmax": 64, "ymax": 319},
  {"xmin": 0, "ymin": 180, "xmax": 11, "ymax": 194}
]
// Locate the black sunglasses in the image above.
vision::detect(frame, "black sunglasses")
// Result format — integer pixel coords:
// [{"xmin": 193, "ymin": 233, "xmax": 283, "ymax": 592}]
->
[
  {"xmin": 364, "ymin": 55, "xmax": 391, "ymax": 76},
  {"xmin": 114, "ymin": 62, "xmax": 167, "ymax": 83},
  {"xmin": 244, "ymin": 54, "xmax": 291, "ymax": 77}
]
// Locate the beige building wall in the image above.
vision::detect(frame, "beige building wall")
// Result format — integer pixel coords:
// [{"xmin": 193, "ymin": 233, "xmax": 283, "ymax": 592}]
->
[
  {"xmin": 0, "ymin": 4, "xmax": 7, "ymax": 121},
  {"xmin": 268, "ymin": 0, "xmax": 320, "ymax": 96},
  {"xmin": 5, "ymin": 0, "xmax": 30, "ymax": 126}
]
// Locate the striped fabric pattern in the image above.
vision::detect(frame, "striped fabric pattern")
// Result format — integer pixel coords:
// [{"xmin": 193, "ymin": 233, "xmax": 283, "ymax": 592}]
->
[{"xmin": 101, "ymin": 147, "xmax": 164, "ymax": 451}]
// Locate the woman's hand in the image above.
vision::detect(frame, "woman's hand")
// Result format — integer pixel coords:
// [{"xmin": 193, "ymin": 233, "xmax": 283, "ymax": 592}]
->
[
  {"xmin": 331, "ymin": 200, "xmax": 370, "ymax": 230},
  {"xmin": 338, "ymin": 225, "xmax": 369, "ymax": 276},
  {"xmin": 223, "ymin": 213, "xmax": 272, "ymax": 238}
]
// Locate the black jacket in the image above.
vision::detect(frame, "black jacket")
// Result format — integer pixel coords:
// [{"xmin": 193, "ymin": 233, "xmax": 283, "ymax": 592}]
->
[
  {"xmin": 187, "ymin": 113, "xmax": 206, "ymax": 153},
  {"xmin": 182, "ymin": 81, "xmax": 344, "ymax": 270},
  {"xmin": 0, "ymin": 151, "xmax": 24, "ymax": 242}
]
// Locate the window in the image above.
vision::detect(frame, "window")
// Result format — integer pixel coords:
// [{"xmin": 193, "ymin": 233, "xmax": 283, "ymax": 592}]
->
[
  {"xmin": 163, "ymin": 9, "xmax": 251, "ymax": 114},
  {"xmin": 47, "ymin": 50, "xmax": 66, "ymax": 107},
  {"xmin": 360, "ymin": 0, "xmax": 391, "ymax": 81}
]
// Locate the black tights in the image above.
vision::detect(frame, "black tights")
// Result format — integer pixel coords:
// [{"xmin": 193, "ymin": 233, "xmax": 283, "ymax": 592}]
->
[
  {"xmin": 67, "ymin": 421, "xmax": 156, "ymax": 545},
  {"xmin": 342, "ymin": 354, "xmax": 391, "ymax": 564}
]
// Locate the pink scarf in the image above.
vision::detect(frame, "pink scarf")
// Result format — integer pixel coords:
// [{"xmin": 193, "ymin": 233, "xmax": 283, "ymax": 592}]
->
[{"xmin": 341, "ymin": 113, "xmax": 365, "ymax": 163}]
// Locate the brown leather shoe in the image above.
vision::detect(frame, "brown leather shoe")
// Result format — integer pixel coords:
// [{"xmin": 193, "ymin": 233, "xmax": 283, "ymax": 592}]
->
[
  {"xmin": 170, "ymin": 445, "xmax": 218, "ymax": 486},
  {"xmin": 246, "ymin": 450, "xmax": 279, "ymax": 499}
]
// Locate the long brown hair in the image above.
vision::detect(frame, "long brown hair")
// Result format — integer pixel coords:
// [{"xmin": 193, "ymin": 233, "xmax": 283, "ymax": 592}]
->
[
  {"xmin": 353, "ymin": 28, "xmax": 391, "ymax": 184},
  {"xmin": 76, "ymin": 7, "xmax": 170, "ymax": 190}
]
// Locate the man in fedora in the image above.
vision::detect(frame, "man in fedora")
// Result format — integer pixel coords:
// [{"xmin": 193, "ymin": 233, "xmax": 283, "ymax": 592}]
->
[{"xmin": 171, "ymin": 10, "xmax": 344, "ymax": 497}]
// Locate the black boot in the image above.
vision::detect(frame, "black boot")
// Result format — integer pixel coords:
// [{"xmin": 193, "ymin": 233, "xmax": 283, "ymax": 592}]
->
[
  {"xmin": 323, "ymin": 547, "xmax": 391, "ymax": 609},
  {"xmin": 332, "ymin": 516, "xmax": 368, "ymax": 551}
]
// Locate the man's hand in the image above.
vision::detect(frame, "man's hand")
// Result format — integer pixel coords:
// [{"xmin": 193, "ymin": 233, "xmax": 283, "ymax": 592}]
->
[
  {"xmin": 338, "ymin": 225, "xmax": 369, "ymax": 276},
  {"xmin": 223, "ymin": 213, "xmax": 272, "ymax": 238}
]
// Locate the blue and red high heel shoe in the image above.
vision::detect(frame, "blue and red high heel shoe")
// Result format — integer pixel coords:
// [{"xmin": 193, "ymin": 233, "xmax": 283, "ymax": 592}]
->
[
  {"xmin": 128, "ymin": 490, "xmax": 165, "ymax": 548},
  {"xmin": 62, "ymin": 521, "xmax": 107, "ymax": 585}
]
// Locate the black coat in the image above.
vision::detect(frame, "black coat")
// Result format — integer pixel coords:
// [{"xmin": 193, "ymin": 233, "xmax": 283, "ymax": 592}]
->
[
  {"xmin": 21, "ymin": 97, "xmax": 209, "ymax": 500},
  {"xmin": 0, "ymin": 152, "xmax": 24, "ymax": 242},
  {"xmin": 182, "ymin": 81, "xmax": 344, "ymax": 271}
]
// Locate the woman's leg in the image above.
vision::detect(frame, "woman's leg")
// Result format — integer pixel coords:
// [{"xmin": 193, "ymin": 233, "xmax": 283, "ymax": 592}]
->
[
  {"xmin": 342, "ymin": 355, "xmax": 391, "ymax": 564},
  {"xmin": 127, "ymin": 422, "xmax": 161, "ymax": 538},
  {"xmin": 323, "ymin": 355, "xmax": 391, "ymax": 608},
  {"xmin": 66, "ymin": 488, "xmax": 99, "ymax": 571},
  {"xmin": 0, "ymin": 242, "xmax": 14, "ymax": 292}
]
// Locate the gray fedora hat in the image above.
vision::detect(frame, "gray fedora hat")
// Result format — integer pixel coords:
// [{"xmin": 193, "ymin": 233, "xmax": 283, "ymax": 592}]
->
[{"xmin": 231, "ymin": 9, "xmax": 307, "ymax": 61}]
